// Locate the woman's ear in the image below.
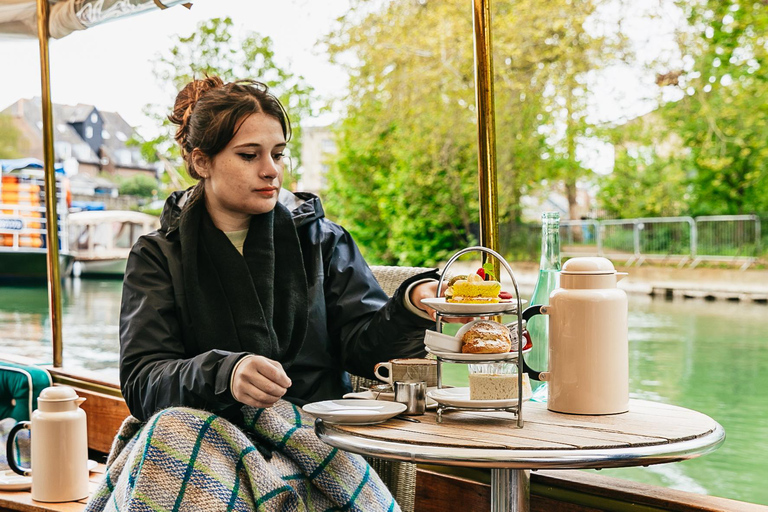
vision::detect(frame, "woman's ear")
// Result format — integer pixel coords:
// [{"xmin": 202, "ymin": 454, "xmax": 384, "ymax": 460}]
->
[{"xmin": 191, "ymin": 148, "xmax": 211, "ymax": 179}]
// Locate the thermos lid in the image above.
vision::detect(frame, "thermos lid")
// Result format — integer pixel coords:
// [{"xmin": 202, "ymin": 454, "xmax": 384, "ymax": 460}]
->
[
  {"xmin": 561, "ymin": 257, "xmax": 617, "ymax": 275},
  {"xmin": 38, "ymin": 385, "xmax": 79, "ymax": 402}
]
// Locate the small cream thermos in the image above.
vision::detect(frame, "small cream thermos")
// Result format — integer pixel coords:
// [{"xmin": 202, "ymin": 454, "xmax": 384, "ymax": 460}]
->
[
  {"xmin": 5, "ymin": 386, "xmax": 89, "ymax": 502},
  {"xmin": 523, "ymin": 257, "xmax": 629, "ymax": 415}
]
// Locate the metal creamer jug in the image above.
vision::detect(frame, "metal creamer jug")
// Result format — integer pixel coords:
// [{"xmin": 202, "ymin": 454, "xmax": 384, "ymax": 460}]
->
[
  {"xmin": 522, "ymin": 257, "xmax": 629, "ymax": 415},
  {"xmin": 5, "ymin": 386, "xmax": 89, "ymax": 502}
]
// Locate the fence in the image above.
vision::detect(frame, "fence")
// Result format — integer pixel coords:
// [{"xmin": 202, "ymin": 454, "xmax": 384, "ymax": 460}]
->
[{"xmin": 560, "ymin": 215, "xmax": 762, "ymax": 269}]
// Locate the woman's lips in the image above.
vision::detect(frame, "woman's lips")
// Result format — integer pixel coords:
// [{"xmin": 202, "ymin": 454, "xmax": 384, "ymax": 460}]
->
[{"xmin": 254, "ymin": 187, "xmax": 278, "ymax": 197}]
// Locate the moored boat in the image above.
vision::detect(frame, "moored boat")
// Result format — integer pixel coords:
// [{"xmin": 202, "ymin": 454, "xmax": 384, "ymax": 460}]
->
[
  {"xmin": 68, "ymin": 210, "xmax": 159, "ymax": 278},
  {"xmin": 0, "ymin": 159, "xmax": 74, "ymax": 283}
]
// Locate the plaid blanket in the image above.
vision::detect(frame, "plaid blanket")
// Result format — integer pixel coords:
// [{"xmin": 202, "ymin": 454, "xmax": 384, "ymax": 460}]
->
[{"xmin": 85, "ymin": 401, "xmax": 400, "ymax": 512}]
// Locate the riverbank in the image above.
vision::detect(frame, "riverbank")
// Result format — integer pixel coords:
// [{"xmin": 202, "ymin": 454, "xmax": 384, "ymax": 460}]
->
[{"xmin": 444, "ymin": 260, "xmax": 768, "ymax": 303}]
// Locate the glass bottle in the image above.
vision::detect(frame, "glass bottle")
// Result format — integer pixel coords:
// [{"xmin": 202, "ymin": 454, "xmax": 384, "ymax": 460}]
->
[{"xmin": 526, "ymin": 211, "xmax": 561, "ymax": 399}]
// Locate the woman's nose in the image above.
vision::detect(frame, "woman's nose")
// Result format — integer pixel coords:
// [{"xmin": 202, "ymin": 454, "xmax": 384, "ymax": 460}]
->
[{"xmin": 260, "ymin": 157, "xmax": 280, "ymax": 179}]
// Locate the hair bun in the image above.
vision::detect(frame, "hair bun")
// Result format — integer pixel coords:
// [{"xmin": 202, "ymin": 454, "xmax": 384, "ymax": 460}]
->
[{"xmin": 169, "ymin": 76, "xmax": 225, "ymax": 152}]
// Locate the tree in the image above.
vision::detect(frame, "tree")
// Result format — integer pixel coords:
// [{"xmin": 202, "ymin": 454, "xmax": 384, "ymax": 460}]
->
[
  {"xmin": 533, "ymin": 0, "xmax": 628, "ymax": 222},
  {"xmin": 143, "ymin": 17, "xmax": 315, "ymax": 189},
  {"xmin": 324, "ymin": 1, "xmax": 482, "ymax": 265},
  {"xmin": 0, "ymin": 113, "xmax": 24, "ymax": 159},
  {"xmin": 117, "ymin": 174, "xmax": 159, "ymax": 198},
  {"xmin": 598, "ymin": 112, "xmax": 690, "ymax": 218},
  {"xmin": 661, "ymin": 0, "xmax": 768, "ymax": 215},
  {"xmin": 323, "ymin": 0, "xmax": 625, "ymax": 265}
]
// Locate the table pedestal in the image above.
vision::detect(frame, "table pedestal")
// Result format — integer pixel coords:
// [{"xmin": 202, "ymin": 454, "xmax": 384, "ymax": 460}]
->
[{"xmin": 492, "ymin": 469, "xmax": 529, "ymax": 512}]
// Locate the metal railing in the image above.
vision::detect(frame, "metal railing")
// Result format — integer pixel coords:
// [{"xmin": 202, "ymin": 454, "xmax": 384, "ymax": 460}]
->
[{"xmin": 559, "ymin": 215, "xmax": 762, "ymax": 270}]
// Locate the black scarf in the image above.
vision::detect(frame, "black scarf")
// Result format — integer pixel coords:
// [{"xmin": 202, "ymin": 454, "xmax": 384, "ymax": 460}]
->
[{"xmin": 179, "ymin": 198, "xmax": 309, "ymax": 369}]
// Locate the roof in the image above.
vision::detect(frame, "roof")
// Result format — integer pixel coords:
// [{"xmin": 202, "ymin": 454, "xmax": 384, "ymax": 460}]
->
[
  {"xmin": 67, "ymin": 210, "xmax": 160, "ymax": 226},
  {"xmin": 1, "ymin": 97, "xmax": 155, "ymax": 170}
]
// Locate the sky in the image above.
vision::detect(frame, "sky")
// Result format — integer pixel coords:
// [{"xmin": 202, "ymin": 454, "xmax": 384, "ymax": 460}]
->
[{"xmin": 0, "ymin": 0, "xmax": 353, "ymax": 136}]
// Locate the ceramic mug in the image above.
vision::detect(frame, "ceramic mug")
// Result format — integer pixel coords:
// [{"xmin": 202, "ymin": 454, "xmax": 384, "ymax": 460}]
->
[{"xmin": 373, "ymin": 358, "xmax": 437, "ymax": 387}]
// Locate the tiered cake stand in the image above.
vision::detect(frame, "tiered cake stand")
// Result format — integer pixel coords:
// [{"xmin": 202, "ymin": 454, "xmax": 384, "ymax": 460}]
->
[{"xmin": 430, "ymin": 246, "xmax": 526, "ymax": 427}]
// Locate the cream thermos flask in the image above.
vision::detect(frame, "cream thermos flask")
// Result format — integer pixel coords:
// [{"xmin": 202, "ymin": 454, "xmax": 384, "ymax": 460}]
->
[
  {"xmin": 5, "ymin": 386, "xmax": 89, "ymax": 502},
  {"xmin": 522, "ymin": 257, "xmax": 629, "ymax": 415}
]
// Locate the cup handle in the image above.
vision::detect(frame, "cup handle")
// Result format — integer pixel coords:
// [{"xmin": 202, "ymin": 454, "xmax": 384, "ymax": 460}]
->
[
  {"xmin": 373, "ymin": 362, "xmax": 393, "ymax": 384},
  {"xmin": 521, "ymin": 305, "xmax": 548, "ymax": 381},
  {"xmin": 6, "ymin": 421, "xmax": 32, "ymax": 476}
]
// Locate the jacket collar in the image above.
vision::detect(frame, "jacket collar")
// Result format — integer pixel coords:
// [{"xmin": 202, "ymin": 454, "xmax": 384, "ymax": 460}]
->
[{"xmin": 160, "ymin": 187, "xmax": 325, "ymax": 237}]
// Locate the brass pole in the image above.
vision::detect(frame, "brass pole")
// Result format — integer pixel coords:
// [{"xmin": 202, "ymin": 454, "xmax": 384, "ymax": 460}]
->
[
  {"xmin": 36, "ymin": 0, "xmax": 65, "ymax": 367},
  {"xmin": 472, "ymin": 0, "xmax": 499, "ymax": 262}
]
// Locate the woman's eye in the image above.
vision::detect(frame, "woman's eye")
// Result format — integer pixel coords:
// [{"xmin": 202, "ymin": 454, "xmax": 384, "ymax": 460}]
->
[
  {"xmin": 238, "ymin": 153, "xmax": 257, "ymax": 161},
  {"xmin": 273, "ymin": 153, "xmax": 284, "ymax": 161}
]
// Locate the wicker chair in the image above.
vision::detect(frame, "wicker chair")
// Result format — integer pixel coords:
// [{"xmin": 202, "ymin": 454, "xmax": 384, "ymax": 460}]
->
[{"xmin": 347, "ymin": 265, "xmax": 433, "ymax": 512}]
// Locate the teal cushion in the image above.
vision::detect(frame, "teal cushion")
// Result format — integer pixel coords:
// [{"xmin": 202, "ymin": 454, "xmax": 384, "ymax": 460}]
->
[{"xmin": 0, "ymin": 362, "xmax": 52, "ymax": 421}]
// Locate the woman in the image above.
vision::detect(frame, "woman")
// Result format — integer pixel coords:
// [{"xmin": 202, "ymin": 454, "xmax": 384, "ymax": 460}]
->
[
  {"xmin": 119, "ymin": 76, "xmax": 441, "ymax": 422},
  {"xmin": 87, "ymin": 77, "xmax": 441, "ymax": 512}
]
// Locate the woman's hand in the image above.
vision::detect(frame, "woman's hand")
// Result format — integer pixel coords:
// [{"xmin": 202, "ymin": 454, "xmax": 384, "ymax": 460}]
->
[
  {"xmin": 231, "ymin": 355, "xmax": 292, "ymax": 408},
  {"xmin": 410, "ymin": 280, "xmax": 472, "ymax": 323}
]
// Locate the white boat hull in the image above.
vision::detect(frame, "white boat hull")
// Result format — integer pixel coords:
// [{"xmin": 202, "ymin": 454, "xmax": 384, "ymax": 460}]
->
[{"xmin": 73, "ymin": 257, "xmax": 127, "ymax": 278}]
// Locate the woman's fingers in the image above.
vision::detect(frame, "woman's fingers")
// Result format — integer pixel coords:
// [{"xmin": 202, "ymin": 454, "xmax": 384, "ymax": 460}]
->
[
  {"xmin": 232, "ymin": 355, "xmax": 291, "ymax": 407},
  {"xmin": 261, "ymin": 358, "xmax": 292, "ymax": 388}
]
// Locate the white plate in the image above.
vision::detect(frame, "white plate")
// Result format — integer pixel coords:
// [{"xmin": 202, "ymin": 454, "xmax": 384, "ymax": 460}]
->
[
  {"xmin": 343, "ymin": 389, "xmax": 438, "ymax": 409},
  {"xmin": 427, "ymin": 387, "xmax": 531, "ymax": 409},
  {"xmin": 421, "ymin": 297, "xmax": 526, "ymax": 315},
  {"xmin": 425, "ymin": 347, "xmax": 530, "ymax": 361},
  {"xmin": 0, "ymin": 470, "xmax": 31, "ymax": 491},
  {"xmin": 303, "ymin": 399, "xmax": 407, "ymax": 425}
]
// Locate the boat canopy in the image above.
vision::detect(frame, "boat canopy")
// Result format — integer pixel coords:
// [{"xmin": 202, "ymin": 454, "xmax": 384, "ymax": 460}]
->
[
  {"xmin": 0, "ymin": 0, "xmax": 191, "ymax": 39},
  {"xmin": 67, "ymin": 209, "xmax": 159, "ymax": 226},
  {"xmin": 1, "ymin": 158, "xmax": 64, "ymax": 174}
]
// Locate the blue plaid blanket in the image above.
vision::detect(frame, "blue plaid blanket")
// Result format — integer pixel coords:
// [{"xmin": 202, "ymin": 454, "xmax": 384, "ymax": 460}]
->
[{"xmin": 85, "ymin": 401, "xmax": 400, "ymax": 512}]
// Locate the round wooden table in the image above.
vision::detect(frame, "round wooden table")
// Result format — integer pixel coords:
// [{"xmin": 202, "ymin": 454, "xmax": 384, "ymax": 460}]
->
[{"xmin": 315, "ymin": 399, "xmax": 725, "ymax": 512}]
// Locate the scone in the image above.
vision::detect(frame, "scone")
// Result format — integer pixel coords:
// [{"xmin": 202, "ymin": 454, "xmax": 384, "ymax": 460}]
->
[{"xmin": 461, "ymin": 320, "xmax": 512, "ymax": 353}]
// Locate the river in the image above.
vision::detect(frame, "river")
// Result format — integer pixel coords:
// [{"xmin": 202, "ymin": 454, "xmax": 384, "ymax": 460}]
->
[{"xmin": 0, "ymin": 279, "xmax": 766, "ymax": 506}]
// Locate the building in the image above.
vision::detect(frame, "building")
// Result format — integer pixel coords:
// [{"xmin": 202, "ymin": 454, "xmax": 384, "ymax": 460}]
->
[
  {"xmin": 297, "ymin": 124, "xmax": 337, "ymax": 195},
  {"xmin": 1, "ymin": 97, "xmax": 158, "ymax": 180}
]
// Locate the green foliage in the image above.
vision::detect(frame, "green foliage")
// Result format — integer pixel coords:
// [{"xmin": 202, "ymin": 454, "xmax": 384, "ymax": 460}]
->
[
  {"xmin": 605, "ymin": 1, "xmax": 768, "ymax": 218},
  {"xmin": 0, "ymin": 113, "xmax": 24, "ymax": 158},
  {"xmin": 143, "ymin": 17, "xmax": 314, "ymax": 190},
  {"xmin": 116, "ymin": 174, "xmax": 159, "ymax": 198},
  {"xmin": 598, "ymin": 124, "xmax": 690, "ymax": 218},
  {"xmin": 662, "ymin": 0, "xmax": 768, "ymax": 214},
  {"xmin": 323, "ymin": 0, "xmax": 622, "ymax": 265}
]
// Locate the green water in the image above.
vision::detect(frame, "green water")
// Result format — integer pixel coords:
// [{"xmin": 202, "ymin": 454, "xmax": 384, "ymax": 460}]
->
[{"xmin": 1, "ymin": 281, "xmax": 767, "ymax": 505}]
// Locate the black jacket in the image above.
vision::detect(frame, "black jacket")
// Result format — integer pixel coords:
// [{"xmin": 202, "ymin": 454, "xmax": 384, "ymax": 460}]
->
[{"xmin": 119, "ymin": 189, "xmax": 436, "ymax": 422}]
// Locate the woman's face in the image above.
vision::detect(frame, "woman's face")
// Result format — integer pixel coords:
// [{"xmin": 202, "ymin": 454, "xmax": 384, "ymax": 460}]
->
[{"xmin": 197, "ymin": 112, "xmax": 287, "ymax": 226}]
